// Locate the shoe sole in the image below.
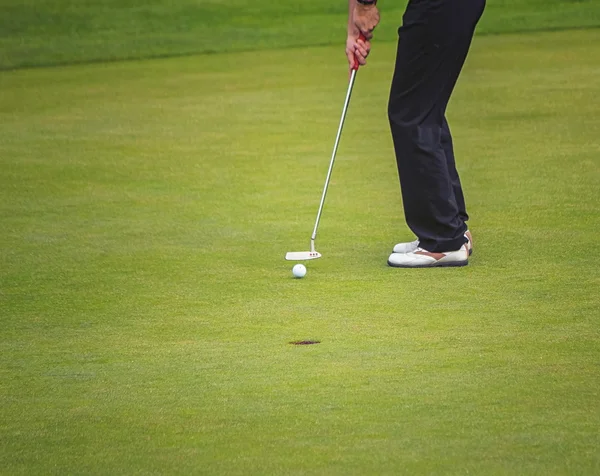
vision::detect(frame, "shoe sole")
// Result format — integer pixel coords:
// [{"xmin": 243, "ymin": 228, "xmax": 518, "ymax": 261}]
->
[
  {"xmin": 387, "ymin": 260, "xmax": 469, "ymax": 268},
  {"xmin": 391, "ymin": 248, "xmax": 473, "ymax": 256},
  {"xmin": 392, "ymin": 244, "xmax": 473, "ymax": 256}
]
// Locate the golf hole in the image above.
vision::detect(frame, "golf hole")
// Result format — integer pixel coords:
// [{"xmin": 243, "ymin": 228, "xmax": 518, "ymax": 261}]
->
[{"xmin": 289, "ymin": 340, "xmax": 321, "ymax": 345}]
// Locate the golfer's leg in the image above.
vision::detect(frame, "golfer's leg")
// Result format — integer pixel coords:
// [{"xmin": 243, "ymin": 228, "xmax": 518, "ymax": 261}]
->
[
  {"xmin": 388, "ymin": 0, "xmax": 484, "ymax": 253},
  {"xmin": 388, "ymin": 6, "xmax": 463, "ymax": 253},
  {"xmin": 439, "ymin": 2, "xmax": 485, "ymax": 226}
]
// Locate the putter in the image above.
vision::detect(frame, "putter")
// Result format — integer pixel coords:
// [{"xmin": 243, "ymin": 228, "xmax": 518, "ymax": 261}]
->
[{"xmin": 285, "ymin": 34, "xmax": 366, "ymax": 261}]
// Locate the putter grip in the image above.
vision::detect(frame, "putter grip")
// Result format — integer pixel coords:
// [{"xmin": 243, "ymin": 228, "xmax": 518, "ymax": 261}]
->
[{"xmin": 352, "ymin": 33, "xmax": 368, "ymax": 71}]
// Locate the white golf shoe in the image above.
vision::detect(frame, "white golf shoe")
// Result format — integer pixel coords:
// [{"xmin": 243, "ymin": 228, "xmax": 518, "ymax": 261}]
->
[
  {"xmin": 388, "ymin": 244, "xmax": 469, "ymax": 268},
  {"xmin": 392, "ymin": 230, "xmax": 473, "ymax": 256}
]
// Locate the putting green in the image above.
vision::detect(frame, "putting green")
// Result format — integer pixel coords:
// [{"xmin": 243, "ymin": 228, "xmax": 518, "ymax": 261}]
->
[{"xmin": 1, "ymin": 29, "xmax": 599, "ymax": 474}]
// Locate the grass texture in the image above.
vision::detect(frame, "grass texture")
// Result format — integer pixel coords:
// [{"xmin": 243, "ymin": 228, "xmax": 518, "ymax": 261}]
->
[
  {"xmin": 1, "ymin": 0, "xmax": 600, "ymax": 69},
  {"xmin": 1, "ymin": 27, "xmax": 599, "ymax": 473}
]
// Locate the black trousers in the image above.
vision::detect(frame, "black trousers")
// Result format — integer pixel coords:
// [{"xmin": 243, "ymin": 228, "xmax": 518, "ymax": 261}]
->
[{"xmin": 388, "ymin": 0, "xmax": 485, "ymax": 252}]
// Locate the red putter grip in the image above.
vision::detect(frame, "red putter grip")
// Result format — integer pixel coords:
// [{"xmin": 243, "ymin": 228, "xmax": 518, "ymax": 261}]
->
[{"xmin": 352, "ymin": 33, "xmax": 367, "ymax": 71}]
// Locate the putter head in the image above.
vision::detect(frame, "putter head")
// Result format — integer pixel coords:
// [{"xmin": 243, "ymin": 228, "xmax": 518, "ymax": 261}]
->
[{"xmin": 285, "ymin": 251, "xmax": 322, "ymax": 261}]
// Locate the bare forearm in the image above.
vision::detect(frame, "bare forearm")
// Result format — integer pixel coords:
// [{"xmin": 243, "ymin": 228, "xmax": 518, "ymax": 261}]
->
[{"xmin": 348, "ymin": 0, "xmax": 356, "ymax": 32}]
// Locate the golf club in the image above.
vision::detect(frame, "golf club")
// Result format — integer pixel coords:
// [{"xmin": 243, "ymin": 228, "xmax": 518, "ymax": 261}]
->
[{"xmin": 285, "ymin": 34, "xmax": 366, "ymax": 261}]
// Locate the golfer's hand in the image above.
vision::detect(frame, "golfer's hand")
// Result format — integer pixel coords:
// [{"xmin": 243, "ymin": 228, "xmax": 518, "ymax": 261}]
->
[
  {"xmin": 353, "ymin": 3, "xmax": 380, "ymax": 40},
  {"xmin": 346, "ymin": 32, "xmax": 371, "ymax": 71}
]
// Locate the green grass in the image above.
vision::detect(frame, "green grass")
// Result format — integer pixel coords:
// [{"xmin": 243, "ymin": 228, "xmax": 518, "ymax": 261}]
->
[
  {"xmin": 1, "ymin": 0, "xmax": 600, "ymax": 69},
  {"xmin": 1, "ymin": 26, "xmax": 599, "ymax": 473}
]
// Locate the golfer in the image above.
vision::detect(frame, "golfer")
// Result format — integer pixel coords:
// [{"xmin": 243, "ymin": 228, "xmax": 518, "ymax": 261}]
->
[{"xmin": 347, "ymin": 0, "xmax": 485, "ymax": 267}]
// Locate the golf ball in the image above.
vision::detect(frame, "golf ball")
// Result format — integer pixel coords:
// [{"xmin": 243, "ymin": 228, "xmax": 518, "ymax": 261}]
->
[{"xmin": 292, "ymin": 264, "xmax": 307, "ymax": 278}]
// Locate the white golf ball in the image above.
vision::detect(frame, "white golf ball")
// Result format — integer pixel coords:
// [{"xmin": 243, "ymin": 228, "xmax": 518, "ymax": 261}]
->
[{"xmin": 292, "ymin": 264, "xmax": 307, "ymax": 278}]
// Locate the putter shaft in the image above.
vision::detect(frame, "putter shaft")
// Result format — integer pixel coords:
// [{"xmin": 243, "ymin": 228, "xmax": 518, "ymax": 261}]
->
[{"xmin": 310, "ymin": 69, "xmax": 358, "ymax": 245}]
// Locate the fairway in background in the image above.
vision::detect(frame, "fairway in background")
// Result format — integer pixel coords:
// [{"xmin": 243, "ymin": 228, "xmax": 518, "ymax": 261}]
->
[
  {"xmin": 1, "ymin": 27, "xmax": 599, "ymax": 474},
  {"xmin": 1, "ymin": 0, "xmax": 600, "ymax": 69}
]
